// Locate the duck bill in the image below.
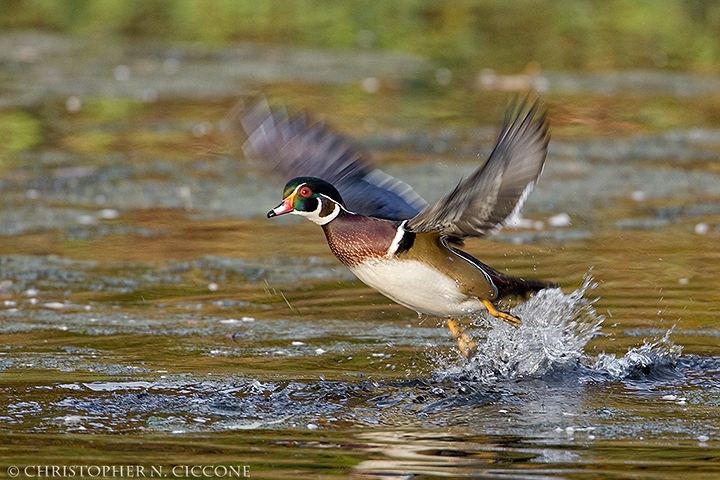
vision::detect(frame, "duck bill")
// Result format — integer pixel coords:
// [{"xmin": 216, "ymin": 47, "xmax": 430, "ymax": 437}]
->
[{"xmin": 267, "ymin": 197, "xmax": 294, "ymax": 218}]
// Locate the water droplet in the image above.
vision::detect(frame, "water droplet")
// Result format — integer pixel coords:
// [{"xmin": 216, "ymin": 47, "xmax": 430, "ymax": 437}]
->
[
  {"xmin": 99, "ymin": 208, "xmax": 120, "ymax": 219},
  {"xmin": 695, "ymin": 222, "xmax": 709, "ymax": 235},
  {"xmin": 76, "ymin": 214, "xmax": 96, "ymax": 225},
  {"xmin": 43, "ymin": 302, "xmax": 65, "ymax": 310},
  {"xmin": 361, "ymin": 77, "xmax": 380, "ymax": 94},
  {"xmin": 631, "ymin": 190, "xmax": 646, "ymax": 201},
  {"xmin": 548, "ymin": 212, "xmax": 572, "ymax": 227},
  {"xmin": 66, "ymin": 96, "xmax": 82, "ymax": 113}
]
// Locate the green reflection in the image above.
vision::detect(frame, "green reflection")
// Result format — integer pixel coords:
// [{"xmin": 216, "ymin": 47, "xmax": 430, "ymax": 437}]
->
[
  {"xmin": 3, "ymin": 0, "xmax": 720, "ymax": 72},
  {"xmin": 0, "ymin": 110, "xmax": 41, "ymax": 154}
]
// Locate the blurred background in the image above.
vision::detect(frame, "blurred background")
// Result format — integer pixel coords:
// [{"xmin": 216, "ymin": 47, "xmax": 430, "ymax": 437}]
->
[
  {"xmin": 3, "ymin": 0, "xmax": 720, "ymax": 245},
  {"xmin": 4, "ymin": 0, "xmax": 720, "ymax": 71}
]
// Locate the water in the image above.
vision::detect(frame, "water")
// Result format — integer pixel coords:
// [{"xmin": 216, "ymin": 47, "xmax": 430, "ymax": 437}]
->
[
  {"xmin": 2, "ymin": 232, "xmax": 720, "ymax": 478},
  {"xmin": 2, "ymin": 31, "xmax": 720, "ymax": 479}
]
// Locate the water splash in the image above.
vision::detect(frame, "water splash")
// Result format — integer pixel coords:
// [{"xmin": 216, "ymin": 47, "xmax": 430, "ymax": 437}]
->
[
  {"xmin": 589, "ymin": 328, "xmax": 683, "ymax": 381},
  {"xmin": 436, "ymin": 276, "xmax": 682, "ymax": 384}
]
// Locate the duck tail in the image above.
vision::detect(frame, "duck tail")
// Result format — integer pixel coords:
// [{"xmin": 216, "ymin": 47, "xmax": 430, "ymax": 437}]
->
[{"xmin": 490, "ymin": 271, "xmax": 558, "ymax": 300}]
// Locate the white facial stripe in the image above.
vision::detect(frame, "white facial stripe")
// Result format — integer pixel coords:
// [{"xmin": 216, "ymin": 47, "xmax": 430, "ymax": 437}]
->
[
  {"xmin": 291, "ymin": 194, "xmax": 341, "ymax": 226},
  {"xmin": 316, "ymin": 194, "xmax": 341, "ymax": 225},
  {"xmin": 292, "ymin": 183, "xmax": 307, "ymax": 196}
]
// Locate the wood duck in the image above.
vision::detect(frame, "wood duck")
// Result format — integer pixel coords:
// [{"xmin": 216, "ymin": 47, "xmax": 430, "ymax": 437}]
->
[{"xmin": 242, "ymin": 98, "xmax": 557, "ymax": 358}]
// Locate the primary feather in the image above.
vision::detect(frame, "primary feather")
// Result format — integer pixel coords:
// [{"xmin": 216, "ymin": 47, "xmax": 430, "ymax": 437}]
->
[{"xmin": 406, "ymin": 98, "xmax": 549, "ymax": 243}]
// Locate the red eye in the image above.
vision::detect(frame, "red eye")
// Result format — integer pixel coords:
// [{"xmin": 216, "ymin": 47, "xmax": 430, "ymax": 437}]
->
[{"xmin": 298, "ymin": 186, "xmax": 312, "ymax": 198}]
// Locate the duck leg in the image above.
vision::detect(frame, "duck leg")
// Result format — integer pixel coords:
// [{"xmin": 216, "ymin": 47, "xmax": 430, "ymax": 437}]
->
[
  {"xmin": 447, "ymin": 319, "xmax": 477, "ymax": 359},
  {"xmin": 481, "ymin": 300, "xmax": 522, "ymax": 327}
]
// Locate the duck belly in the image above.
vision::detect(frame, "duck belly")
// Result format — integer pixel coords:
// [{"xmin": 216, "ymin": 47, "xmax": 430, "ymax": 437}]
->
[{"xmin": 350, "ymin": 258, "xmax": 482, "ymax": 318}]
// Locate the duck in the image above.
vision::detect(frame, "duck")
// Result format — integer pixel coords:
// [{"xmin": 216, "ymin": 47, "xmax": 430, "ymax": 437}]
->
[{"xmin": 241, "ymin": 98, "xmax": 556, "ymax": 358}]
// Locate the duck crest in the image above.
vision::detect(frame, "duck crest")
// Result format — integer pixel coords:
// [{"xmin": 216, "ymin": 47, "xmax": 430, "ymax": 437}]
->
[{"xmin": 322, "ymin": 213, "xmax": 400, "ymax": 267}]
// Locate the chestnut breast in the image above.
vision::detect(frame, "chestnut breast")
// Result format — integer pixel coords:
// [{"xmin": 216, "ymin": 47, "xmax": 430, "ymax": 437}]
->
[{"xmin": 322, "ymin": 214, "xmax": 400, "ymax": 267}]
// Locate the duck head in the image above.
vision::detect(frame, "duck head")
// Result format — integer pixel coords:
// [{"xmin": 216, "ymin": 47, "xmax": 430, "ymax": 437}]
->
[{"xmin": 267, "ymin": 177, "xmax": 345, "ymax": 225}]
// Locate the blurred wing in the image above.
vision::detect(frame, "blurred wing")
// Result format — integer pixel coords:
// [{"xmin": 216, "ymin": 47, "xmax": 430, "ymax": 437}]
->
[
  {"xmin": 241, "ymin": 99, "xmax": 427, "ymax": 220},
  {"xmin": 406, "ymin": 98, "xmax": 549, "ymax": 242}
]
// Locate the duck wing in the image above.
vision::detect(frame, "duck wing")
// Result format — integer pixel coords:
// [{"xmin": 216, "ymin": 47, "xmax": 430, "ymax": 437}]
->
[
  {"xmin": 241, "ymin": 99, "xmax": 427, "ymax": 221},
  {"xmin": 406, "ymin": 98, "xmax": 549, "ymax": 243}
]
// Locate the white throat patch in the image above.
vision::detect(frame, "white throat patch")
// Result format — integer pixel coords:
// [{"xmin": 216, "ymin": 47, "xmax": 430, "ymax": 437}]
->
[{"xmin": 293, "ymin": 195, "xmax": 341, "ymax": 226}]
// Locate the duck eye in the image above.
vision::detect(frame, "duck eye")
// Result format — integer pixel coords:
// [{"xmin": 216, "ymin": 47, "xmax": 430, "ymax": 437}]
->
[{"xmin": 298, "ymin": 186, "xmax": 312, "ymax": 198}]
